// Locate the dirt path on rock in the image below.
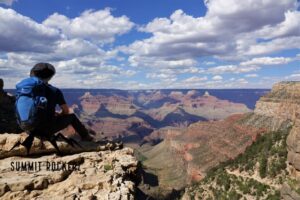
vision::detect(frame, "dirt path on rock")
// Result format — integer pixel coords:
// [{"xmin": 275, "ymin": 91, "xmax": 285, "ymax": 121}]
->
[{"xmin": 225, "ymin": 169, "xmax": 280, "ymax": 190}]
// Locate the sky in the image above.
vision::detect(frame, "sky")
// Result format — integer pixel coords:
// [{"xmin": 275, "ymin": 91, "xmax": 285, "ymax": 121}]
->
[{"xmin": 0, "ymin": 0, "xmax": 299, "ymax": 89}]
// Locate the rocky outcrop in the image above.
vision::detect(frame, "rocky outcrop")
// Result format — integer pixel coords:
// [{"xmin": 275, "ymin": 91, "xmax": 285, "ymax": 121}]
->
[
  {"xmin": 254, "ymin": 82, "xmax": 300, "ymax": 126},
  {"xmin": 0, "ymin": 133, "xmax": 140, "ymax": 200},
  {"xmin": 238, "ymin": 112, "xmax": 291, "ymax": 132},
  {"xmin": 254, "ymin": 82, "xmax": 300, "ymax": 199},
  {"xmin": 283, "ymin": 112, "xmax": 300, "ymax": 200},
  {"xmin": 287, "ymin": 117, "xmax": 300, "ymax": 177},
  {"xmin": 0, "ymin": 133, "xmax": 124, "ymax": 159},
  {"xmin": 239, "ymin": 82, "xmax": 300, "ymax": 199},
  {"xmin": 233, "ymin": 81, "xmax": 300, "ymax": 134}
]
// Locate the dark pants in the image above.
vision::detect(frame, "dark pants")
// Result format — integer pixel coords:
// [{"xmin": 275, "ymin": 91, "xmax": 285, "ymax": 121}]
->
[{"xmin": 33, "ymin": 113, "xmax": 89, "ymax": 139}]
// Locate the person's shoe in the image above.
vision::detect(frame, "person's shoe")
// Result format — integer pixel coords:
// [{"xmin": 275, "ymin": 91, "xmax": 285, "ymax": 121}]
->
[{"xmin": 87, "ymin": 129, "xmax": 96, "ymax": 136}]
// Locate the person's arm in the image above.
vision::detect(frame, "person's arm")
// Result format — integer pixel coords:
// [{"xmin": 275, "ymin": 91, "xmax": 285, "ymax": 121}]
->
[
  {"xmin": 60, "ymin": 104, "xmax": 70, "ymax": 115},
  {"xmin": 56, "ymin": 89, "xmax": 69, "ymax": 115}
]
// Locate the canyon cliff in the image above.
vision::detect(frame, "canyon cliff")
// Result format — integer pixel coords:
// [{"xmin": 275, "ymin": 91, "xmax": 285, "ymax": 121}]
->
[
  {"xmin": 76, "ymin": 90, "xmax": 251, "ymax": 147},
  {"xmin": 0, "ymin": 86, "xmax": 271, "ymax": 199},
  {"xmin": 182, "ymin": 81, "xmax": 300, "ymax": 200}
]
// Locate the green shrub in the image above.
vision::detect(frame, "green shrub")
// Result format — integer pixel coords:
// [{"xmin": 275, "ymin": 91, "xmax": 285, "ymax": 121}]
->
[{"xmin": 104, "ymin": 164, "xmax": 113, "ymax": 171}]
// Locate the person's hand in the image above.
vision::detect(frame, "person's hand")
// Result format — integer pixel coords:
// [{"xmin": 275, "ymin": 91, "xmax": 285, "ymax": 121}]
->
[{"xmin": 60, "ymin": 104, "xmax": 70, "ymax": 115}]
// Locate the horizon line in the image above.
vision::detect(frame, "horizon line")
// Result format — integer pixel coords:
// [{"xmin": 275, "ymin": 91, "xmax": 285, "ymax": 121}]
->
[{"xmin": 5, "ymin": 87, "xmax": 271, "ymax": 90}]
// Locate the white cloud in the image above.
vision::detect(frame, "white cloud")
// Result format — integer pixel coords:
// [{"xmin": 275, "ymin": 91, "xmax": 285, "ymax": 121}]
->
[
  {"xmin": 128, "ymin": 55, "xmax": 198, "ymax": 68},
  {"xmin": 240, "ymin": 56, "xmax": 293, "ymax": 66},
  {"xmin": 285, "ymin": 73, "xmax": 300, "ymax": 80},
  {"xmin": 205, "ymin": 0, "xmax": 297, "ymax": 33},
  {"xmin": 207, "ymin": 65, "xmax": 260, "ymax": 74},
  {"xmin": 245, "ymin": 37, "xmax": 300, "ymax": 56},
  {"xmin": 289, "ymin": 74, "xmax": 300, "ymax": 78},
  {"xmin": 146, "ymin": 73, "xmax": 177, "ymax": 83},
  {"xmin": 43, "ymin": 8, "xmax": 134, "ymax": 44},
  {"xmin": 1, "ymin": 1, "xmax": 300, "ymax": 89},
  {"xmin": 212, "ymin": 75, "xmax": 223, "ymax": 80},
  {"xmin": 0, "ymin": 7, "xmax": 137, "ymax": 89},
  {"xmin": 203, "ymin": 61, "xmax": 216, "ymax": 65},
  {"xmin": 236, "ymin": 78, "xmax": 248, "ymax": 84},
  {"xmin": 257, "ymin": 11, "xmax": 300, "ymax": 40},
  {"xmin": 1, "ymin": 49, "xmax": 135, "ymax": 88},
  {"xmin": 245, "ymin": 74, "xmax": 258, "ymax": 78},
  {"xmin": 123, "ymin": 0, "xmax": 298, "ymax": 70},
  {"xmin": 146, "ymin": 73, "xmax": 174, "ymax": 79},
  {"xmin": 0, "ymin": 7, "xmax": 61, "ymax": 52},
  {"xmin": 182, "ymin": 76, "xmax": 208, "ymax": 83}
]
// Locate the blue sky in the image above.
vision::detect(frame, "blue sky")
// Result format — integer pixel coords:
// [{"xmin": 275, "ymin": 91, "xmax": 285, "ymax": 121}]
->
[{"xmin": 0, "ymin": 0, "xmax": 299, "ymax": 89}]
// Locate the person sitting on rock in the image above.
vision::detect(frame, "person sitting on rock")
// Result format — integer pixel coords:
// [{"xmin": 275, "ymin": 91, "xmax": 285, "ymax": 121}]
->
[{"xmin": 28, "ymin": 63, "xmax": 94, "ymax": 141}]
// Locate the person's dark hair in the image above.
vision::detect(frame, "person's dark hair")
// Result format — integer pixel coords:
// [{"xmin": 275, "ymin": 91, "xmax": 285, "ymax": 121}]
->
[
  {"xmin": 0, "ymin": 78, "xmax": 3, "ymax": 90},
  {"xmin": 30, "ymin": 63, "xmax": 56, "ymax": 79}
]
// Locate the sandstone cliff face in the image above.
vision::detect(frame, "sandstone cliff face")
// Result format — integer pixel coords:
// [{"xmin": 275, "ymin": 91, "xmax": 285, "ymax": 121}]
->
[
  {"xmin": 287, "ymin": 116, "xmax": 300, "ymax": 177},
  {"xmin": 0, "ymin": 133, "xmax": 140, "ymax": 200},
  {"xmin": 240, "ymin": 82, "xmax": 300, "ymax": 132},
  {"xmin": 180, "ymin": 81, "xmax": 300, "ymax": 200},
  {"xmin": 284, "ymin": 113, "xmax": 300, "ymax": 200},
  {"xmin": 255, "ymin": 82, "xmax": 300, "ymax": 122},
  {"xmin": 253, "ymin": 82, "xmax": 300, "ymax": 199}
]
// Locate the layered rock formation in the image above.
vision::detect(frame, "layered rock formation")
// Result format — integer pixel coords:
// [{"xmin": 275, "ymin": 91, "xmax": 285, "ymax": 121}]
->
[
  {"xmin": 250, "ymin": 82, "xmax": 300, "ymax": 199},
  {"xmin": 0, "ymin": 133, "xmax": 140, "ymax": 200},
  {"xmin": 85, "ymin": 117, "xmax": 154, "ymax": 147},
  {"xmin": 255, "ymin": 82, "xmax": 300, "ymax": 122},
  {"xmin": 141, "ymin": 90, "xmax": 250, "ymax": 121},
  {"xmin": 279, "ymin": 83, "xmax": 300, "ymax": 200},
  {"xmin": 78, "ymin": 91, "xmax": 251, "ymax": 145},
  {"xmin": 80, "ymin": 92, "xmax": 137, "ymax": 116},
  {"xmin": 140, "ymin": 114, "xmax": 265, "ymax": 192},
  {"xmin": 179, "ymin": 81, "xmax": 300, "ymax": 200}
]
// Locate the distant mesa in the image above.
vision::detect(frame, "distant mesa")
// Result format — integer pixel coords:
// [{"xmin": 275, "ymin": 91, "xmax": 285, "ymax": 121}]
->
[
  {"xmin": 80, "ymin": 92, "xmax": 93, "ymax": 99},
  {"xmin": 186, "ymin": 90, "xmax": 198, "ymax": 97},
  {"xmin": 203, "ymin": 91, "xmax": 210, "ymax": 97}
]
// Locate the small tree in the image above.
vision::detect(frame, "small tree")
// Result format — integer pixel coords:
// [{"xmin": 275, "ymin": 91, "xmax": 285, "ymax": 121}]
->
[{"xmin": 259, "ymin": 155, "xmax": 268, "ymax": 178}]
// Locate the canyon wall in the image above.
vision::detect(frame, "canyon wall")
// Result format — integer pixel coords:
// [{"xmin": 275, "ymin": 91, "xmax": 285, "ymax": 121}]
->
[{"xmin": 243, "ymin": 82, "xmax": 300, "ymax": 199}]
